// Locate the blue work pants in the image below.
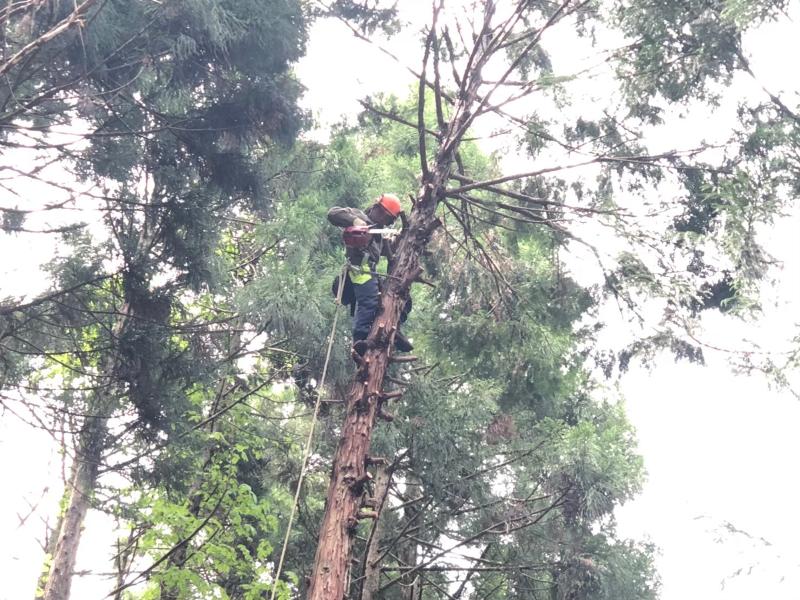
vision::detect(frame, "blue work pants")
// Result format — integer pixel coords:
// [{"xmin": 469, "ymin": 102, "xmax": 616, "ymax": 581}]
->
[{"xmin": 352, "ymin": 276, "xmax": 380, "ymax": 341}]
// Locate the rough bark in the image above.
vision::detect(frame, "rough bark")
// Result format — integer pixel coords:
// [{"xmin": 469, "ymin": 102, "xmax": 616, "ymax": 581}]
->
[
  {"xmin": 41, "ymin": 419, "xmax": 104, "ymax": 600},
  {"xmin": 307, "ymin": 9, "xmax": 492, "ymax": 596},
  {"xmin": 398, "ymin": 472, "xmax": 422, "ymax": 600},
  {"xmin": 359, "ymin": 464, "xmax": 392, "ymax": 600}
]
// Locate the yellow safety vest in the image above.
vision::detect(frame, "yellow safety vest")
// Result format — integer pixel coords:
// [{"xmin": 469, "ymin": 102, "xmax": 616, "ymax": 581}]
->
[{"xmin": 350, "ymin": 256, "xmax": 388, "ymax": 285}]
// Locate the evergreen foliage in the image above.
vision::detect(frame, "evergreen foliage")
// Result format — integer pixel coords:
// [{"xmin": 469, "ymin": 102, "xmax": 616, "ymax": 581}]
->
[{"xmin": 2, "ymin": 0, "xmax": 799, "ymax": 598}]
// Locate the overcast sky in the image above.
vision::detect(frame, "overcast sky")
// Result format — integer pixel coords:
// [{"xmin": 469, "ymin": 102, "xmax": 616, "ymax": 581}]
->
[{"xmin": 2, "ymin": 2, "xmax": 799, "ymax": 599}]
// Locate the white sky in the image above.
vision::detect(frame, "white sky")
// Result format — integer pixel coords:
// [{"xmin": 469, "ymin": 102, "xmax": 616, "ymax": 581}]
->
[
  {"xmin": 298, "ymin": 5, "xmax": 800, "ymax": 599},
  {"xmin": 2, "ymin": 2, "xmax": 800, "ymax": 599}
]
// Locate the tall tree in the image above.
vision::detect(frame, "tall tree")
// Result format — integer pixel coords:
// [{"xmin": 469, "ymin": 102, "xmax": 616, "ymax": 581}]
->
[
  {"xmin": 305, "ymin": 0, "xmax": 799, "ymax": 597},
  {"xmin": 3, "ymin": 0, "xmax": 797, "ymax": 597},
  {"xmin": 286, "ymin": 93, "xmax": 653, "ymax": 600},
  {"xmin": 0, "ymin": 1, "xmax": 307, "ymax": 598}
]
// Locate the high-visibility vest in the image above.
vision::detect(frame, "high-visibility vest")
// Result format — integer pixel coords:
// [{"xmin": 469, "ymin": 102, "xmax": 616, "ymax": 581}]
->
[{"xmin": 350, "ymin": 256, "xmax": 388, "ymax": 285}]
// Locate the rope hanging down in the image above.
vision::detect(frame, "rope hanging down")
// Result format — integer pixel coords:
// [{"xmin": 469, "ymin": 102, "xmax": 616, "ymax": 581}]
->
[{"xmin": 269, "ymin": 264, "xmax": 347, "ymax": 600}]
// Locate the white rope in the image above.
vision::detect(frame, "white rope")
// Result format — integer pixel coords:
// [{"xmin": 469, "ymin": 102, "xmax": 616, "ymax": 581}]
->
[{"xmin": 269, "ymin": 264, "xmax": 348, "ymax": 600}]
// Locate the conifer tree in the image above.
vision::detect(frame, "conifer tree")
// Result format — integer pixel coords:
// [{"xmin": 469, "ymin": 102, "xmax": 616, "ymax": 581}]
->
[
  {"xmin": 284, "ymin": 95, "xmax": 654, "ymax": 600},
  {"xmin": 2, "ymin": 0, "xmax": 797, "ymax": 598},
  {"xmin": 0, "ymin": 1, "xmax": 307, "ymax": 598},
  {"xmin": 304, "ymin": 1, "xmax": 799, "ymax": 597}
]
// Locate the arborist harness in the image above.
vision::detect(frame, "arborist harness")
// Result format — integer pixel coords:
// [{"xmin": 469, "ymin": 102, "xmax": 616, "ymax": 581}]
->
[{"xmin": 335, "ymin": 225, "xmax": 401, "ymax": 304}]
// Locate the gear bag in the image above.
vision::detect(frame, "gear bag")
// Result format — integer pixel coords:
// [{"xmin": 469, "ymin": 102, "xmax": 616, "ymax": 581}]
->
[{"xmin": 331, "ymin": 272, "xmax": 357, "ymax": 316}]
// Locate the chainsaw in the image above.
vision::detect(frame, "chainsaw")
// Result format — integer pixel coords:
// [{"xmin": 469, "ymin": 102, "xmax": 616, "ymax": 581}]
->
[{"xmin": 343, "ymin": 225, "xmax": 400, "ymax": 248}]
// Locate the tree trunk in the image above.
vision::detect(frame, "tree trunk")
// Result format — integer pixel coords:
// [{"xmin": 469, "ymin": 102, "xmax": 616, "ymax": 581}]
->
[
  {"xmin": 40, "ymin": 301, "xmax": 133, "ymax": 600},
  {"xmin": 399, "ymin": 472, "xmax": 422, "ymax": 600},
  {"xmin": 307, "ymin": 17, "xmax": 489, "ymax": 595},
  {"xmin": 307, "ymin": 182, "xmax": 450, "ymax": 598},
  {"xmin": 35, "ymin": 502, "xmax": 64, "ymax": 598},
  {"xmin": 41, "ymin": 419, "xmax": 104, "ymax": 600},
  {"xmin": 306, "ymin": 181, "xmax": 451, "ymax": 600},
  {"xmin": 360, "ymin": 464, "xmax": 392, "ymax": 600}
]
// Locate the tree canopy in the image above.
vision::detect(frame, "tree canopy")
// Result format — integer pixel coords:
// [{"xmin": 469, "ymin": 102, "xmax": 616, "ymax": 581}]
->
[{"xmin": 1, "ymin": 0, "xmax": 798, "ymax": 599}]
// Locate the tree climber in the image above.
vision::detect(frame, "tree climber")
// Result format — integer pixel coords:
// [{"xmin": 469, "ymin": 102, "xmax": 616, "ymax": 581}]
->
[{"xmin": 328, "ymin": 194, "xmax": 413, "ymax": 355}]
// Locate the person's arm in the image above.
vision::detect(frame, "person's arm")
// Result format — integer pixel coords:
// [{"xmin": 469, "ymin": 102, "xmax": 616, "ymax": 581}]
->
[
  {"xmin": 382, "ymin": 210, "xmax": 406, "ymax": 265},
  {"xmin": 327, "ymin": 207, "xmax": 370, "ymax": 228},
  {"xmin": 381, "ymin": 236, "xmax": 394, "ymax": 265}
]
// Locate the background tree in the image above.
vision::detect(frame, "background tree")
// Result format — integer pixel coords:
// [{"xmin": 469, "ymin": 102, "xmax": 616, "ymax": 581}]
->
[{"xmin": 0, "ymin": 1, "xmax": 307, "ymax": 598}]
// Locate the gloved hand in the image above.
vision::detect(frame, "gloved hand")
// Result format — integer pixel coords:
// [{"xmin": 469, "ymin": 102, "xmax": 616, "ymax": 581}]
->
[{"xmin": 352, "ymin": 217, "xmax": 367, "ymax": 227}]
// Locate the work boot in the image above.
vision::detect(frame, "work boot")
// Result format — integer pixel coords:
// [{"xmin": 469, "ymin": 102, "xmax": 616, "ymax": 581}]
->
[{"xmin": 393, "ymin": 331, "xmax": 413, "ymax": 353}]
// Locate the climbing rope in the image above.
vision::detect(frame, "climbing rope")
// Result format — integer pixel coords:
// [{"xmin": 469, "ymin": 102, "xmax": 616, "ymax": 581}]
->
[{"xmin": 269, "ymin": 264, "xmax": 347, "ymax": 600}]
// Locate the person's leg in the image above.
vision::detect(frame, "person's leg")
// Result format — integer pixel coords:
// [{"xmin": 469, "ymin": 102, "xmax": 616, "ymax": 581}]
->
[
  {"xmin": 352, "ymin": 276, "xmax": 380, "ymax": 341},
  {"xmin": 400, "ymin": 296, "xmax": 412, "ymax": 324},
  {"xmin": 394, "ymin": 296, "xmax": 413, "ymax": 352}
]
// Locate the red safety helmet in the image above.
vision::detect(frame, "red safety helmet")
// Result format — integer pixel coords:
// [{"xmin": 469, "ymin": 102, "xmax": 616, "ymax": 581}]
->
[
  {"xmin": 343, "ymin": 225, "xmax": 372, "ymax": 248},
  {"xmin": 377, "ymin": 193, "xmax": 402, "ymax": 217}
]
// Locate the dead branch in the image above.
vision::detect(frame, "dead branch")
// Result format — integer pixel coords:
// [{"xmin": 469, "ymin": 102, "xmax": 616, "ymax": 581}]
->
[
  {"xmin": 418, "ymin": 26, "xmax": 435, "ymax": 181},
  {"xmin": 0, "ymin": 0, "xmax": 100, "ymax": 78}
]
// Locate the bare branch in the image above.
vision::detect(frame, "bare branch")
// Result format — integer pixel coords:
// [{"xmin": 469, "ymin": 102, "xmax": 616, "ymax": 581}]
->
[
  {"xmin": 446, "ymin": 148, "xmax": 692, "ymax": 196},
  {"xmin": 418, "ymin": 21, "xmax": 436, "ymax": 181},
  {"xmin": 378, "ymin": 489, "xmax": 568, "ymax": 593},
  {"xmin": 0, "ymin": 0, "xmax": 101, "ymax": 78},
  {"xmin": 359, "ymin": 100, "xmax": 441, "ymax": 139}
]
